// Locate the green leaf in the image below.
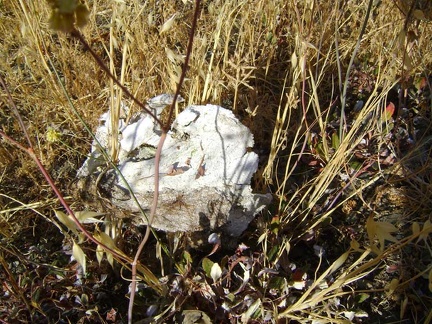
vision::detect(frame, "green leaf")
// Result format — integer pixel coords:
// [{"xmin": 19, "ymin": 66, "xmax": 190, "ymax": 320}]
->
[
  {"xmin": 202, "ymin": 258, "xmax": 214, "ymax": 278},
  {"xmin": 267, "ymin": 245, "xmax": 279, "ymax": 262},
  {"xmin": 315, "ymin": 143, "xmax": 326, "ymax": 160},
  {"xmin": 357, "ymin": 293, "xmax": 370, "ymax": 303},
  {"xmin": 183, "ymin": 250, "xmax": 192, "ymax": 264},
  {"xmin": 176, "ymin": 251, "xmax": 192, "ymax": 275},
  {"xmin": 331, "ymin": 132, "xmax": 340, "ymax": 150}
]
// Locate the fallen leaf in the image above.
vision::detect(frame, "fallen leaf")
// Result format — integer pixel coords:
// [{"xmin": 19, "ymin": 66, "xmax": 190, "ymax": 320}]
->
[
  {"xmin": 367, "ymin": 215, "xmax": 398, "ymax": 251},
  {"xmin": 384, "ymin": 102, "xmax": 395, "ymax": 122}
]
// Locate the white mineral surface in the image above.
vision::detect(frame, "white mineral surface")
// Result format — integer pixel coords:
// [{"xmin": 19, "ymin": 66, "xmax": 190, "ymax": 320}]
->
[{"xmin": 78, "ymin": 97, "xmax": 271, "ymax": 237}]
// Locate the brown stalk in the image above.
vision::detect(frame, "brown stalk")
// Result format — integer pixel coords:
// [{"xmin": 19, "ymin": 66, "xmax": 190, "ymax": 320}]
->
[{"xmin": 127, "ymin": 1, "xmax": 202, "ymax": 322}]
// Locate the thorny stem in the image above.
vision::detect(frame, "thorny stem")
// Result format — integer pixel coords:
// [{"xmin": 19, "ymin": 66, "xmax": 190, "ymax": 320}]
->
[
  {"xmin": 69, "ymin": 29, "xmax": 163, "ymax": 127},
  {"xmin": 127, "ymin": 0, "xmax": 202, "ymax": 322}
]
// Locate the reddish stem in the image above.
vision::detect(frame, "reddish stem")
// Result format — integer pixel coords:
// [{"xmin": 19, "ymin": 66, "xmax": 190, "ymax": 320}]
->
[{"xmin": 127, "ymin": 1, "xmax": 201, "ymax": 322}]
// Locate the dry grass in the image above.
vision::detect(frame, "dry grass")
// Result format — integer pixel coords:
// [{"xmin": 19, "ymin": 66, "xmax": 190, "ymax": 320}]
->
[{"xmin": 1, "ymin": 0, "xmax": 432, "ymax": 322}]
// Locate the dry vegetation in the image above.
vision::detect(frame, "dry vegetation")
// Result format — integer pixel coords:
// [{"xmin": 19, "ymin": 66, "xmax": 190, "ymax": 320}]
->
[{"xmin": 1, "ymin": 0, "xmax": 432, "ymax": 323}]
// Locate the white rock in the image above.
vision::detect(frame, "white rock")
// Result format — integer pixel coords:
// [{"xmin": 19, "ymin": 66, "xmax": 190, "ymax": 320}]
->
[{"xmin": 78, "ymin": 99, "xmax": 271, "ymax": 236}]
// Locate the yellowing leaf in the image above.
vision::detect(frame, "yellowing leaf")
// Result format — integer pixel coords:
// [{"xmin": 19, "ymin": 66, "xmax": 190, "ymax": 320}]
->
[
  {"xmin": 94, "ymin": 231, "xmax": 116, "ymax": 250},
  {"xmin": 96, "ymin": 244, "xmax": 104, "ymax": 265},
  {"xmin": 54, "ymin": 210, "xmax": 77, "ymax": 234},
  {"xmin": 412, "ymin": 9, "xmax": 426, "ymax": 20},
  {"xmin": 400, "ymin": 295, "xmax": 408, "ymax": 319},
  {"xmin": 75, "ymin": 210, "xmax": 104, "ymax": 224},
  {"xmin": 182, "ymin": 310, "xmax": 212, "ymax": 324},
  {"xmin": 366, "ymin": 215, "xmax": 376, "ymax": 245},
  {"xmin": 284, "ymin": 240, "xmax": 291, "ymax": 255},
  {"xmin": 291, "ymin": 52, "xmax": 297, "ymax": 69},
  {"xmin": 367, "ymin": 215, "xmax": 398, "ymax": 251},
  {"xmin": 257, "ymin": 232, "xmax": 267, "ymax": 244},
  {"xmin": 165, "ymin": 47, "xmax": 185, "ymax": 64},
  {"xmin": 385, "ymin": 278, "xmax": 399, "ymax": 297},
  {"xmin": 419, "ymin": 220, "xmax": 432, "ymax": 243},
  {"xmin": 329, "ymin": 251, "xmax": 350, "ymax": 275},
  {"xmin": 350, "ymin": 239, "xmax": 361, "ymax": 251},
  {"xmin": 94, "ymin": 231, "xmax": 118, "ymax": 268},
  {"xmin": 107, "ymin": 251, "xmax": 114, "ymax": 268},
  {"xmin": 412, "ymin": 222, "xmax": 420, "ymax": 236},
  {"xmin": 429, "ymin": 267, "xmax": 432, "ymax": 293},
  {"xmin": 376, "ymin": 221, "xmax": 398, "ymax": 249},
  {"xmin": 73, "ymin": 240, "xmax": 86, "ymax": 275},
  {"xmin": 383, "ymin": 102, "xmax": 395, "ymax": 122},
  {"xmin": 77, "ymin": 232, "xmax": 86, "ymax": 244},
  {"xmin": 135, "ymin": 263, "xmax": 163, "ymax": 294}
]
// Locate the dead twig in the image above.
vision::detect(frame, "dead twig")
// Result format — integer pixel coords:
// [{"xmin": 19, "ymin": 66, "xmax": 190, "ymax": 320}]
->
[{"xmin": 127, "ymin": 1, "xmax": 202, "ymax": 322}]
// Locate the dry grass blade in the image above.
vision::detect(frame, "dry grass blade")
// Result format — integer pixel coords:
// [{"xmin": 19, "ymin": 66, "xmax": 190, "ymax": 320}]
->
[{"xmin": 1, "ymin": 0, "xmax": 432, "ymax": 322}]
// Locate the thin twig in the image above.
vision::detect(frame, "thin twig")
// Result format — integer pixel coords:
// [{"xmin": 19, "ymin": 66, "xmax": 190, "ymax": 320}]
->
[{"xmin": 127, "ymin": 1, "xmax": 201, "ymax": 322}]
